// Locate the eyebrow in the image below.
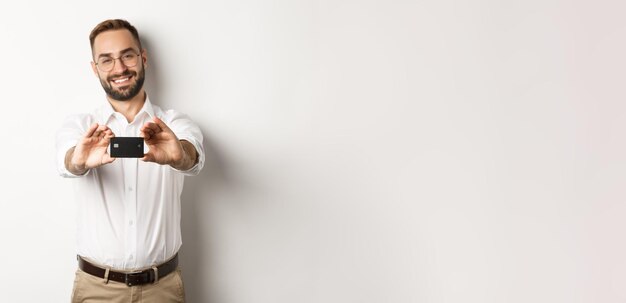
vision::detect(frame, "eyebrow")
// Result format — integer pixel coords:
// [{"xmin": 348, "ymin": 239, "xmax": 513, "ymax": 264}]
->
[{"xmin": 97, "ymin": 47, "xmax": 138, "ymax": 59}]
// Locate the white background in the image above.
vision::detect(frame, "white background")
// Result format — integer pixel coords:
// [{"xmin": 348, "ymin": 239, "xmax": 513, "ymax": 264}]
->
[{"xmin": 0, "ymin": 0, "xmax": 625, "ymax": 302}]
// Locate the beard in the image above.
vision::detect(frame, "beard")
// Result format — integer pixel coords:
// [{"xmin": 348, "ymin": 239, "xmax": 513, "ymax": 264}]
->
[{"xmin": 99, "ymin": 66, "xmax": 145, "ymax": 101}]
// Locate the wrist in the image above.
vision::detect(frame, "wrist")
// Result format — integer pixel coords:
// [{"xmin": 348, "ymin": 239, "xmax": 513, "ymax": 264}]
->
[
  {"xmin": 65, "ymin": 146, "xmax": 89, "ymax": 175},
  {"xmin": 170, "ymin": 152, "xmax": 187, "ymax": 170},
  {"xmin": 169, "ymin": 142, "xmax": 186, "ymax": 169},
  {"xmin": 70, "ymin": 161, "xmax": 89, "ymax": 175},
  {"xmin": 170, "ymin": 140, "xmax": 198, "ymax": 170}
]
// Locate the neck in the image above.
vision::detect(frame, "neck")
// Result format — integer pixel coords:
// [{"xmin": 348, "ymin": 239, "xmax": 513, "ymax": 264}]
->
[{"xmin": 107, "ymin": 91, "xmax": 147, "ymax": 123}]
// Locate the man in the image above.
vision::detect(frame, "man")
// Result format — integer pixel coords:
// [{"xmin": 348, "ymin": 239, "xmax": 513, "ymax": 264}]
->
[{"xmin": 56, "ymin": 19, "xmax": 204, "ymax": 303}]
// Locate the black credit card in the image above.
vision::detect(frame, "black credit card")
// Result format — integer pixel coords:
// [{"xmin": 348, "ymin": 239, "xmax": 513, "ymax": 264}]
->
[{"xmin": 110, "ymin": 137, "xmax": 144, "ymax": 158}]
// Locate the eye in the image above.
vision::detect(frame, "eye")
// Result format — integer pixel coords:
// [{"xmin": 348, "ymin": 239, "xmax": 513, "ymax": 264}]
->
[
  {"xmin": 99, "ymin": 58, "xmax": 113, "ymax": 65},
  {"xmin": 122, "ymin": 53, "xmax": 136, "ymax": 61}
]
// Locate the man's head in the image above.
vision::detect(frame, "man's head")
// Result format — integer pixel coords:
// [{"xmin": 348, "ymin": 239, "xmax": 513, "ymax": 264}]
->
[{"xmin": 90, "ymin": 19, "xmax": 147, "ymax": 102}]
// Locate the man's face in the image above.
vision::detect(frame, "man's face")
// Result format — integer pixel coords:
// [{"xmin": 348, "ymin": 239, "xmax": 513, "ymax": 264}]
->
[{"xmin": 91, "ymin": 29, "xmax": 146, "ymax": 101}]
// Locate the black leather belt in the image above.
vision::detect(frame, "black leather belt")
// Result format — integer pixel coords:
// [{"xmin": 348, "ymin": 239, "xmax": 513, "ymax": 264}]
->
[{"xmin": 78, "ymin": 254, "xmax": 178, "ymax": 287}]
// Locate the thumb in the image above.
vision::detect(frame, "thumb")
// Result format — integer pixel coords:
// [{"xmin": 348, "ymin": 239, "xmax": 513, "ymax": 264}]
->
[
  {"xmin": 141, "ymin": 151, "xmax": 155, "ymax": 163},
  {"xmin": 102, "ymin": 154, "xmax": 116, "ymax": 165}
]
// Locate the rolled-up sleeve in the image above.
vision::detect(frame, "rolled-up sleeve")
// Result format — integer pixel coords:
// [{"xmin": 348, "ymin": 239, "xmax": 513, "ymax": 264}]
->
[
  {"xmin": 56, "ymin": 114, "xmax": 92, "ymax": 178},
  {"xmin": 162, "ymin": 110, "xmax": 205, "ymax": 176}
]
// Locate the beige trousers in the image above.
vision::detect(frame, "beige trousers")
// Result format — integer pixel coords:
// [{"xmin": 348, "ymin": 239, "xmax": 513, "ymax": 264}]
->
[{"xmin": 71, "ymin": 268, "xmax": 186, "ymax": 303}]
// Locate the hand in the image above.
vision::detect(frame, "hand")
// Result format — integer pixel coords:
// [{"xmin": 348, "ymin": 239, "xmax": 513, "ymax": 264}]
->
[
  {"xmin": 70, "ymin": 123, "xmax": 115, "ymax": 173},
  {"xmin": 140, "ymin": 117, "xmax": 185, "ymax": 166}
]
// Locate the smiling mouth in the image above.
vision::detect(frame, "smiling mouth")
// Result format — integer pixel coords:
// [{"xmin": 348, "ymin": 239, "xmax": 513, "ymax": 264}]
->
[
  {"xmin": 109, "ymin": 73, "xmax": 134, "ymax": 87},
  {"xmin": 110, "ymin": 75, "xmax": 133, "ymax": 86}
]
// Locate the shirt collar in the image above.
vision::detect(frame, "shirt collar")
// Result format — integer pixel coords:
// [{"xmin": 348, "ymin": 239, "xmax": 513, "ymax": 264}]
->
[{"xmin": 100, "ymin": 95, "xmax": 156, "ymax": 124}]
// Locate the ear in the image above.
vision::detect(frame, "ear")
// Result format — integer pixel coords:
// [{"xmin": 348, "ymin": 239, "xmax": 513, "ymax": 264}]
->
[
  {"xmin": 141, "ymin": 48, "xmax": 148, "ymax": 68},
  {"xmin": 91, "ymin": 61, "xmax": 99, "ymax": 77}
]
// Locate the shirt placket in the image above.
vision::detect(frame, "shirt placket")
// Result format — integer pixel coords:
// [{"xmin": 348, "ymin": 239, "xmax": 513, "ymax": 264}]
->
[{"xmin": 123, "ymin": 123, "xmax": 138, "ymax": 268}]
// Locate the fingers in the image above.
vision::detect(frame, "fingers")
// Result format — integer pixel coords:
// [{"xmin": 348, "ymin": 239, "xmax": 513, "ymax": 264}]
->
[
  {"xmin": 141, "ymin": 117, "xmax": 172, "ymax": 134},
  {"xmin": 141, "ymin": 117, "xmax": 173, "ymax": 140},
  {"xmin": 140, "ymin": 127, "xmax": 155, "ymax": 140},
  {"xmin": 140, "ymin": 123, "xmax": 159, "ymax": 141},
  {"xmin": 85, "ymin": 124, "xmax": 114, "ymax": 140},
  {"xmin": 84, "ymin": 123, "xmax": 99, "ymax": 138},
  {"xmin": 153, "ymin": 117, "xmax": 172, "ymax": 132},
  {"xmin": 96, "ymin": 128, "xmax": 114, "ymax": 143},
  {"xmin": 142, "ymin": 118, "xmax": 162, "ymax": 132}
]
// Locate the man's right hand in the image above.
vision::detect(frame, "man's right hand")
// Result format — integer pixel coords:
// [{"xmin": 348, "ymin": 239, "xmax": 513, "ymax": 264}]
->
[{"xmin": 65, "ymin": 123, "xmax": 115, "ymax": 175}]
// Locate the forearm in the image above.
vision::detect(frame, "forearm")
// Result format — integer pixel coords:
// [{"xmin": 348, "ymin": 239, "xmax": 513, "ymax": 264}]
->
[
  {"xmin": 171, "ymin": 140, "xmax": 198, "ymax": 171},
  {"xmin": 65, "ymin": 147, "xmax": 89, "ymax": 176}
]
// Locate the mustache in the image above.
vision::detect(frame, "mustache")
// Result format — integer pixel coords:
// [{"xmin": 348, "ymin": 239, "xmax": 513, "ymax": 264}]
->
[{"xmin": 107, "ymin": 71, "xmax": 136, "ymax": 82}]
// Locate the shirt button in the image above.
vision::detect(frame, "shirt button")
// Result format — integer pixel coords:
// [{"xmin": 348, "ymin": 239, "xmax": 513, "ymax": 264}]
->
[
  {"xmin": 129, "ymin": 254, "xmax": 134, "ymax": 259},
  {"xmin": 128, "ymin": 187, "xmax": 133, "ymax": 191},
  {"xmin": 129, "ymin": 220, "xmax": 134, "ymax": 226}
]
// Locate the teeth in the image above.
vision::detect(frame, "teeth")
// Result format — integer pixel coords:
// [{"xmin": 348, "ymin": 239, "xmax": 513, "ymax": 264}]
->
[{"xmin": 114, "ymin": 77, "xmax": 129, "ymax": 83}]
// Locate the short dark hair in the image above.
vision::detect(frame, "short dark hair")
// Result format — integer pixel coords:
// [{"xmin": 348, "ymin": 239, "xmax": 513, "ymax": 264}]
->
[{"xmin": 89, "ymin": 19, "xmax": 142, "ymax": 51}]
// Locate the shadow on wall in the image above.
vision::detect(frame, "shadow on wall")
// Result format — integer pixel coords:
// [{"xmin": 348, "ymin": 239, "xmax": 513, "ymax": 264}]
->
[
  {"xmin": 180, "ymin": 132, "xmax": 229, "ymax": 303},
  {"xmin": 142, "ymin": 38, "xmax": 162, "ymax": 105},
  {"xmin": 142, "ymin": 36, "xmax": 231, "ymax": 303}
]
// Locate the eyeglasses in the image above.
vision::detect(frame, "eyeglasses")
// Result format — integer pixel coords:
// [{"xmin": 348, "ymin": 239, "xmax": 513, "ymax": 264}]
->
[{"xmin": 95, "ymin": 51, "xmax": 141, "ymax": 72}]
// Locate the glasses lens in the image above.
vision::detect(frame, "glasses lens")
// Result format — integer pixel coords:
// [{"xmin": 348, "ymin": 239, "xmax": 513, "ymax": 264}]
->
[
  {"xmin": 97, "ymin": 53, "xmax": 139, "ymax": 72},
  {"xmin": 97, "ymin": 58, "xmax": 114, "ymax": 72},
  {"xmin": 121, "ymin": 53, "xmax": 138, "ymax": 68}
]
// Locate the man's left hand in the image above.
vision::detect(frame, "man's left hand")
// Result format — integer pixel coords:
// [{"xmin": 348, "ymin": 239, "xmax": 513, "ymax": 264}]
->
[{"xmin": 140, "ymin": 117, "xmax": 193, "ymax": 170}]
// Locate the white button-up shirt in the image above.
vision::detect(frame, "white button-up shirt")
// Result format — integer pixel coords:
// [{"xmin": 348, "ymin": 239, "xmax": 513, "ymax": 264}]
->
[{"xmin": 56, "ymin": 97, "xmax": 204, "ymax": 270}]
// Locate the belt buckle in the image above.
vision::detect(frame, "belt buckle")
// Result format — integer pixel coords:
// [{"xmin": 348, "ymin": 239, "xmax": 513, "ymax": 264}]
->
[{"xmin": 125, "ymin": 271, "xmax": 144, "ymax": 287}]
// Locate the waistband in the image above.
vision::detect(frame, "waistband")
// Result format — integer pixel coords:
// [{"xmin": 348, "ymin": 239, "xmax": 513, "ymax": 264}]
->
[{"xmin": 77, "ymin": 254, "xmax": 178, "ymax": 287}]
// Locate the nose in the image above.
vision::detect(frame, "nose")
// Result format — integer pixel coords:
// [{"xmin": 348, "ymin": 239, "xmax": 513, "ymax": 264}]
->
[{"xmin": 111, "ymin": 57, "xmax": 129, "ymax": 74}]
